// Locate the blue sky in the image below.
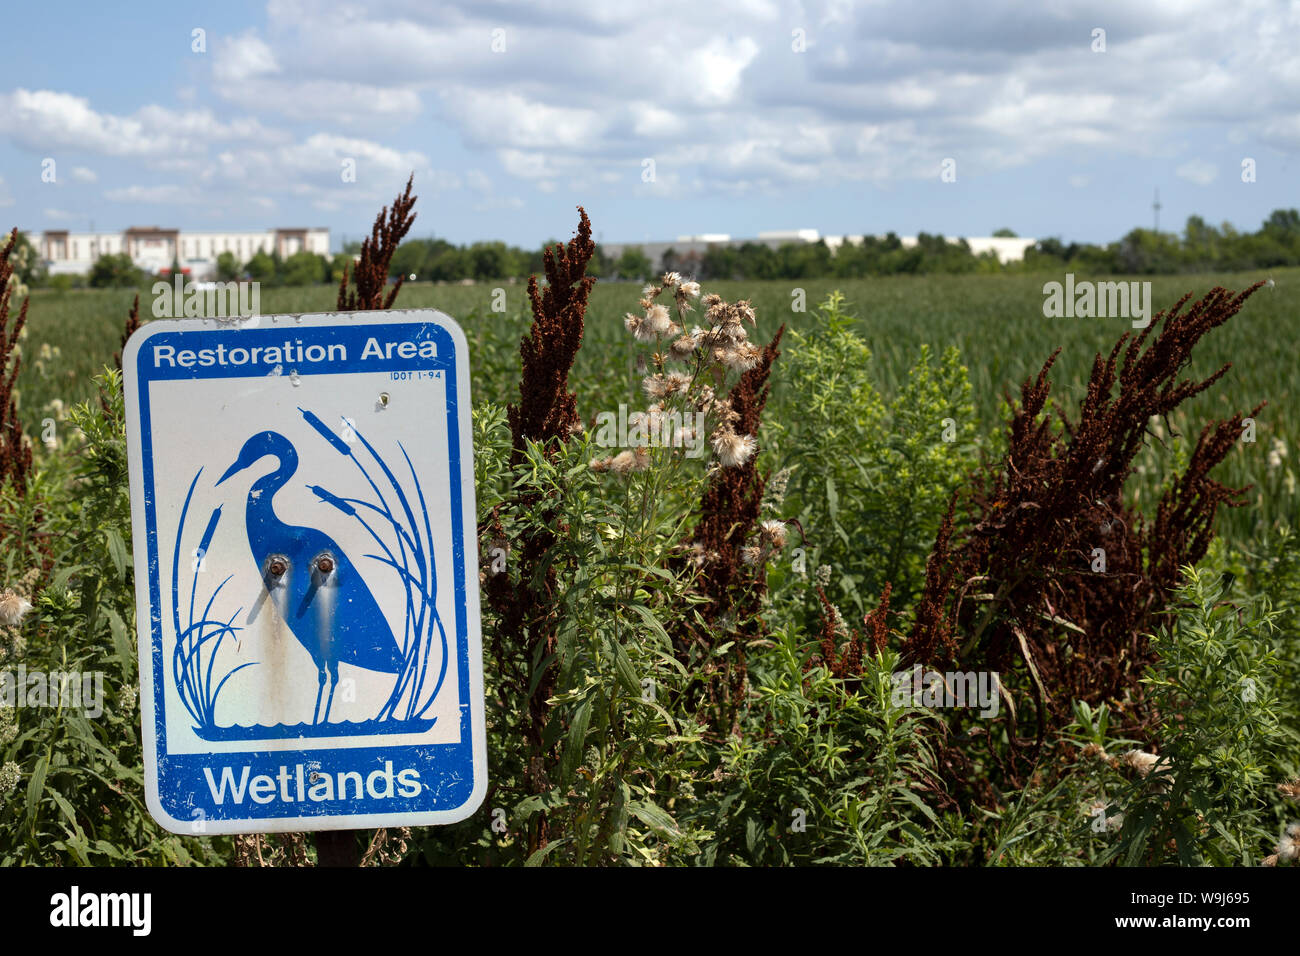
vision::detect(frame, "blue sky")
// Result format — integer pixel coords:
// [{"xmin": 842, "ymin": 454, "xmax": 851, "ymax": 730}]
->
[{"xmin": 0, "ymin": 0, "xmax": 1296, "ymax": 250}]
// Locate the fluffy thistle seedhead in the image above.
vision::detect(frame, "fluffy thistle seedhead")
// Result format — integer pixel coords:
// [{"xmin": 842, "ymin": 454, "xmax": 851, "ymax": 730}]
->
[
  {"xmin": 711, "ymin": 430, "xmax": 756, "ymax": 468},
  {"xmin": 0, "ymin": 589, "xmax": 32, "ymax": 627}
]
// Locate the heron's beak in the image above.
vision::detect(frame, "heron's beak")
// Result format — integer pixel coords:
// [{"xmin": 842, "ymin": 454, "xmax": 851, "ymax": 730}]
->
[{"xmin": 215, "ymin": 454, "xmax": 252, "ymax": 487}]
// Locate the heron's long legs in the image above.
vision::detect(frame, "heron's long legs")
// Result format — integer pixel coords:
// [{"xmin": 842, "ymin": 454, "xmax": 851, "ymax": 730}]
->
[
  {"xmin": 323, "ymin": 663, "xmax": 340, "ymax": 722},
  {"xmin": 313, "ymin": 669, "xmax": 327, "ymax": 724}
]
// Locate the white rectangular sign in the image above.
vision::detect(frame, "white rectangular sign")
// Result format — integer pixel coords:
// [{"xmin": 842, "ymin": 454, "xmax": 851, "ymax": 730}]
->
[{"xmin": 123, "ymin": 309, "xmax": 486, "ymax": 834}]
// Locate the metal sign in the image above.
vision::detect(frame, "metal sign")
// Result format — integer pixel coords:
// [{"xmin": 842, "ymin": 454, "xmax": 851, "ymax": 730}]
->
[{"xmin": 123, "ymin": 309, "xmax": 486, "ymax": 834}]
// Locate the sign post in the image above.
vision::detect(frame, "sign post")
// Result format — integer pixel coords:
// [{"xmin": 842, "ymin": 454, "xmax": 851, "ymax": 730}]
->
[{"xmin": 123, "ymin": 309, "xmax": 486, "ymax": 835}]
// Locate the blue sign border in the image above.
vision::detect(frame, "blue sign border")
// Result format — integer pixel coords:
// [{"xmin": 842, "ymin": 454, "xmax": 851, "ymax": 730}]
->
[{"xmin": 124, "ymin": 310, "xmax": 486, "ymax": 834}]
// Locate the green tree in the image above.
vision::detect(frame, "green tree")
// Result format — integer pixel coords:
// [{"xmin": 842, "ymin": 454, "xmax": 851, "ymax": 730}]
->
[
  {"xmin": 215, "ymin": 251, "xmax": 240, "ymax": 282},
  {"xmin": 467, "ymin": 241, "xmax": 508, "ymax": 281},
  {"xmin": 245, "ymin": 250, "xmax": 276, "ymax": 283},
  {"xmin": 280, "ymin": 250, "xmax": 329, "ymax": 286},
  {"xmin": 390, "ymin": 240, "xmax": 428, "ymax": 280},
  {"xmin": 87, "ymin": 252, "xmax": 142, "ymax": 288},
  {"xmin": 614, "ymin": 246, "xmax": 652, "ymax": 281},
  {"xmin": 8, "ymin": 231, "xmax": 45, "ymax": 287},
  {"xmin": 330, "ymin": 252, "xmax": 355, "ymax": 283}
]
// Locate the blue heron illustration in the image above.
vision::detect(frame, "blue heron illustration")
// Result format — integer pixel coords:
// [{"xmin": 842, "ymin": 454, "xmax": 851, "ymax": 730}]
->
[{"xmin": 216, "ymin": 430, "xmax": 405, "ymax": 724}]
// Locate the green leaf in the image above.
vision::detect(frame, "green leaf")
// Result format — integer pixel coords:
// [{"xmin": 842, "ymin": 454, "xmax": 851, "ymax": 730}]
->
[
  {"xmin": 105, "ymin": 607, "xmax": 134, "ymax": 672},
  {"xmin": 514, "ymin": 789, "xmax": 568, "ymax": 819},
  {"xmin": 48, "ymin": 789, "xmax": 81, "ymax": 834},
  {"xmin": 559, "ymin": 697, "xmax": 593, "ymax": 782},
  {"xmin": 626, "ymin": 603, "xmax": 670, "ymax": 646},
  {"xmin": 104, "ymin": 529, "xmax": 129, "ymax": 580},
  {"xmin": 629, "ymin": 801, "xmax": 681, "ymax": 840},
  {"xmin": 612, "ymin": 642, "xmax": 641, "ymax": 698},
  {"xmin": 895, "ymin": 787, "xmax": 939, "ymax": 824},
  {"xmin": 25, "ymin": 755, "xmax": 49, "ymax": 826},
  {"xmin": 524, "ymin": 837, "xmax": 570, "ymax": 866}
]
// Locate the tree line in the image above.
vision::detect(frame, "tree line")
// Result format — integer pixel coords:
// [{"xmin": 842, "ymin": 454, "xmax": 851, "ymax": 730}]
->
[{"xmin": 12, "ymin": 208, "xmax": 1300, "ymax": 289}]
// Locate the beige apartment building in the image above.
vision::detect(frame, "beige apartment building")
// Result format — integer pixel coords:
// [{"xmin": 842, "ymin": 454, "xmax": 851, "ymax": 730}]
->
[{"xmin": 28, "ymin": 226, "xmax": 330, "ymax": 277}]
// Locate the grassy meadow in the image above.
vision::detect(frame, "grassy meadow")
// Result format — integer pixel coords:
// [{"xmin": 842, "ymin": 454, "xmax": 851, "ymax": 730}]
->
[
  {"xmin": 18, "ymin": 267, "xmax": 1300, "ymax": 540},
  {"xmin": 5, "ymin": 250, "xmax": 1299, "ymax": 867}
]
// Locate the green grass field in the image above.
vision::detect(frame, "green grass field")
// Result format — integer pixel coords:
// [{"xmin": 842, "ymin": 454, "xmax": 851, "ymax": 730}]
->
[{"xmin": 16, "ymin": 267, "xmax": 1299, "ymax": 538}]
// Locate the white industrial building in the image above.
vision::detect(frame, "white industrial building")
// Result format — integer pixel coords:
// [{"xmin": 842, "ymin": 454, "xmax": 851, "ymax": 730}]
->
[
  {"xmin": 609, "ymin": 229, "xmax": 1036, "ymax": 270},
  {"xmin": 28, "ymin": 226, "xmax": 330, "ymax": 278}
]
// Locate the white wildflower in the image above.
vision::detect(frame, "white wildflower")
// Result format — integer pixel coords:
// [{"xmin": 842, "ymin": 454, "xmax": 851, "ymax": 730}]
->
[
  {"xmin": 642, "ymin": 375, "xmax": 669, "ymax": 400},
  {"xmin": 1268, "ymin": 437, "xmax": 1287, "ymax": 470},
  {"xmin": 0, "ymin": 590, "xmax": 33, "ymax": 627},
  {"xmin": 712, "ymin": 430, "xmax": 756, "ymax": 468},
  {"xmin": 608, "ymin": 448, "xmax": 651, "ymax": 476},
  {"xmin": 759, "ymin": 519, "xmax": 788, "ymax": 550},
  {"xmin": 1277, "ymin": 822, "xmax": 1300, "ymax": 863},
  {"xmin": 669, "ymin": 333, "xmax": 699, "ymax": 360},
  {"xmin": 1119, "ymin": 749, "xmax": 1159, "ymax": 775},
  {"xmin": 0, "ymin": 761, "xmax": 19, "ymax": 795},
  {"xmin": 713, "ymin": 340, "xmax": 761, "ymax": 373},
  {"xmin": 625, "ymin": 312, "xmax": 652, "ymax": 343},
  {"xmin": 644, "ymin": 303, "xmax": 672, "ymax": 335},
  {"xmin": 664, "ymin": 371, "xmax": 692, "ymax": 395}
]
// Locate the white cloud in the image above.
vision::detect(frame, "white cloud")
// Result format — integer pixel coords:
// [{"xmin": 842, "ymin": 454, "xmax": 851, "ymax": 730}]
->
[
  {"xmin": 187, "ymin": 0, "xmax": 1297, "ymax": 200},
  {"xmin": 212, "ymin": 30, "xmax": 420, "ymax": 123},
  {"xmin": 104, "ymin": 184, "xmax": 199, "ymax": 204},
  {"xmin": 0, "ymin": 89, "xmax": 276, "ymax": 158},
  {"xmin": 213, "ymin": 32, "xmax": 281, "ymax": 84},
  {"xmin": 5, "ymin": 0, "xmax": 1299, "ymax": 220},
  {"xmin": 440, "ymin": 91, "xmax": 607, "ymax": 151},
  {"xmin": 70, "ymin": 166, "xmax": 97, "ymax": 183},
  {"xmin": 1175, "ymin": 159, "xmax": 1218, "ymax": 185}
]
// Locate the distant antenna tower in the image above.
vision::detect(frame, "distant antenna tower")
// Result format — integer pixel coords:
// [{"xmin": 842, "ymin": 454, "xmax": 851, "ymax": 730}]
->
[{"xmin": 1152, "ymin": 188, "xmax": 1161, "ymax": 233}]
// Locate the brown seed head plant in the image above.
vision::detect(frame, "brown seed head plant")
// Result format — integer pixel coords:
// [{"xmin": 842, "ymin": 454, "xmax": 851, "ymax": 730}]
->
[
  {"xmin": 806, "ymin": 582, "xmax": 891, "ymax": 692},
  {"xmin": 0, "ymin": 228, "xmax": 32, "ymax": 496},
  {"xmin": 903, "ymin": 282, "xmax": 1266, "ymax": 793},
  {"xmin": 483, "ymin": 207, "xmax": 594, "ymax": 854},
  {"xmin": 677, "ymin": 318, "xmax": 784, "ymax": 733},
  {"xmin": 336, "ymin": 174, "xmax": 417, "ymax": 312},
  {"xmin": 113, "ymin": 294, "xmax": 142, "ymax": 371}
]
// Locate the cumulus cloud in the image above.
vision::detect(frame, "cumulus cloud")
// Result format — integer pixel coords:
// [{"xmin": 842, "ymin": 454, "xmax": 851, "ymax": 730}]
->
[
  {"xmin": 104, "ymin": 184, "xmax": 200, "ymax": 204},
  {"xmin": 212, "ymin": 30, "xmax": 421, "ymax": 123},
  {"xmin": 197, "ymin": 0, "xmax": 1300, "ymax": 198},
  {"xmin": 1175, "ymin": 159, "xmax": 1218, "ymax": 186},
  {"xmin": 2, "ymin": 0, "xmax": 1297, "ymax": 222},
  {"xmin": 0, "ymin": 89, "xmax": 276, "ymax": 157}
]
